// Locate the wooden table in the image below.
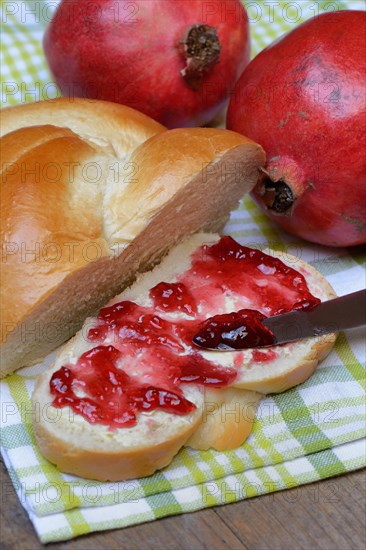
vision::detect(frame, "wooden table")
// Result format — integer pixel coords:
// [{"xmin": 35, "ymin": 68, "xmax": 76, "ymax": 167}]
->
[{"xmin": 1, "ymin": 460, "xmax": 365, "ymax": 549}]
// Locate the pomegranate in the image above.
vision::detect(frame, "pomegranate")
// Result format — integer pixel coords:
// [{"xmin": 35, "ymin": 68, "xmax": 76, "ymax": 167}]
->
[
  {"xmin": 44, "ymin": 0, "xmax": 250, "ymax": 128},
  {"xmin": 227, "ymin": 10, "xmax": 366, "ymax": 247}
]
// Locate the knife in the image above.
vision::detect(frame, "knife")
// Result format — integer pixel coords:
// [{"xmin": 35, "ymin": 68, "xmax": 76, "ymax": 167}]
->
[{"xmin": 192, "ymin": 289, "xmax": 366, "ymax": 351}]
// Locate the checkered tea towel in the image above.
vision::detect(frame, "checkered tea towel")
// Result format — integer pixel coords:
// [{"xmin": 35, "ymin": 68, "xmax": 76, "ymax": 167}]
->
[{"xmin": 1, "ymin": 0, "xmax": 365, "ymax": 543}]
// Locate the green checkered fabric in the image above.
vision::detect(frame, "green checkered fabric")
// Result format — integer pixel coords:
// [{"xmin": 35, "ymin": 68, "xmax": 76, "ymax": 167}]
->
[{"xmin": 1, "ymin": 0, "xmax": 365, "ymax": 543}]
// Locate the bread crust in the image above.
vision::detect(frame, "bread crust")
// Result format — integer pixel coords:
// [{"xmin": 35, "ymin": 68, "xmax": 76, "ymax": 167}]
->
[
  {"xmin": 1, "ymin": 126, "xmax": 110, "ymax": 336},
  {"xmin": 0, "ymin": 97, "xmax": 165, "ymax": 157},
  {"xmin": 33, "ymin": 420, "xmax": 199, "ymax": 481},
  {"xmin": 103, "ymin": 128, "xmax": 265, "ymax": 247},
  {"xmin": 230, "ymin": 334, "xmax": 337, "ymax": 394}
]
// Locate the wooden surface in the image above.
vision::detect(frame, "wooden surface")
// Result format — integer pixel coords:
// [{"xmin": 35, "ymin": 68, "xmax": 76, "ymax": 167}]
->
[{"xmin": 1, "ymin": 460, "xmax": 365, "ymax": 550}]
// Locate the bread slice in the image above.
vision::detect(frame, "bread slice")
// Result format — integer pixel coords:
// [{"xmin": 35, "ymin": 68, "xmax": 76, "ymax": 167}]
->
[
  {"xmin": 99, "ymin": 233, "xmax": 336, "ymax": 395},
  {"xmin": 33, "ymin": 334, "xmax": 204, "ymax": 481},
  {"xmin": 32, "ymin": 233, "xmax": 336, "ymax": 480},
  {"xmin": 1, "ymin": 106, "xmax": 265, "ymax": 377},
  {"xmin": 187, "ymin": 387, "xmax": 263, "ymax": 451}
]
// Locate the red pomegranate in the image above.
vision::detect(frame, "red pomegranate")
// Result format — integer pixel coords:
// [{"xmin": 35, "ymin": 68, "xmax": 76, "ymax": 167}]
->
[
  {"xmin": 44, "ymin": 0, "xmax": 250, "ymax": 128},
  {"xmin": 227, "ymin": 10, "xmax": 366, "ymax": 247}
]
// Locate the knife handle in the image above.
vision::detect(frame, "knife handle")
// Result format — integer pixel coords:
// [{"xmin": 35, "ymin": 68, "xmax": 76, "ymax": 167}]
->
[{"xmin": 310, "ymin": 289, "xmax": 366, "ymax": 332}]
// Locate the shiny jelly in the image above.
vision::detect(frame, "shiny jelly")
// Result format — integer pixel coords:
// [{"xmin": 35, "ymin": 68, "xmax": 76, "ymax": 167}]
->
[
  {"xmin": 192, "ymin": 309, "xmax": 276, "ymax": 350},
  {"xmin": 50, "ymin": 236, "xmax": 320, "ymax": 428}
]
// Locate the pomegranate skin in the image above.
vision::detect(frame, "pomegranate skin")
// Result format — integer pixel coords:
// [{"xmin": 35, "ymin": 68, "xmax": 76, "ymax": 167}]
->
[
  {"xmin": 44, "ymin": 0, "xmax": 250, "ymax": 128},
  {"xmin": 227, "ymin": 10, "xmax": 366, "ymax": 247}
]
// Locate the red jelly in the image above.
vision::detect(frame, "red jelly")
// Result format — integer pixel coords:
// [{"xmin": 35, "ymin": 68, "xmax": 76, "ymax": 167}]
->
[
  {"xmin": 150, "ymin": 282, "xmax": 197, "ymax": 315},
  {"xmin": 50, "ymin": 346, "xmax": 197, "ymax": 428},
  {"xmin": 182, "ymin": 236, "xmax": 321, "ymax": 316},
  {"xmin": 50, "ymin": 236, "xmax": 321, "ymax": 429},
  {"xmin": 252, "ymin": 349, "xmax": 278, "ymax": 363},
  {"xmin": 192, "ymin": 309, "xmax": 275, "ymax": 350}
]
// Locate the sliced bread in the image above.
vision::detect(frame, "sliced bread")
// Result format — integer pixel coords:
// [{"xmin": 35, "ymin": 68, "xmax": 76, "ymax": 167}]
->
[{"xmin": 32, "ymin": 233, "xmax": 336, "ymax": 480}]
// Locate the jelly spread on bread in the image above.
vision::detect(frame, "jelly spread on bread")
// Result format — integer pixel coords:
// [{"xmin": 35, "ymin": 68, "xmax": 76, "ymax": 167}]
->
[
  {"xmin": 50, "ymin": 236, "xmax": 320, "ymax": 428},
  {"xmin": 192, "ymin": 309, "xmax": 275, "ymax": 350}
]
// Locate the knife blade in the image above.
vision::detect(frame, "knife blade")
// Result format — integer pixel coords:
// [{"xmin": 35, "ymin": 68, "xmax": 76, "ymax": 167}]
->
[{"xmin": 192, "ymin": 289, "xmax": 366, "ymax": 350}]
